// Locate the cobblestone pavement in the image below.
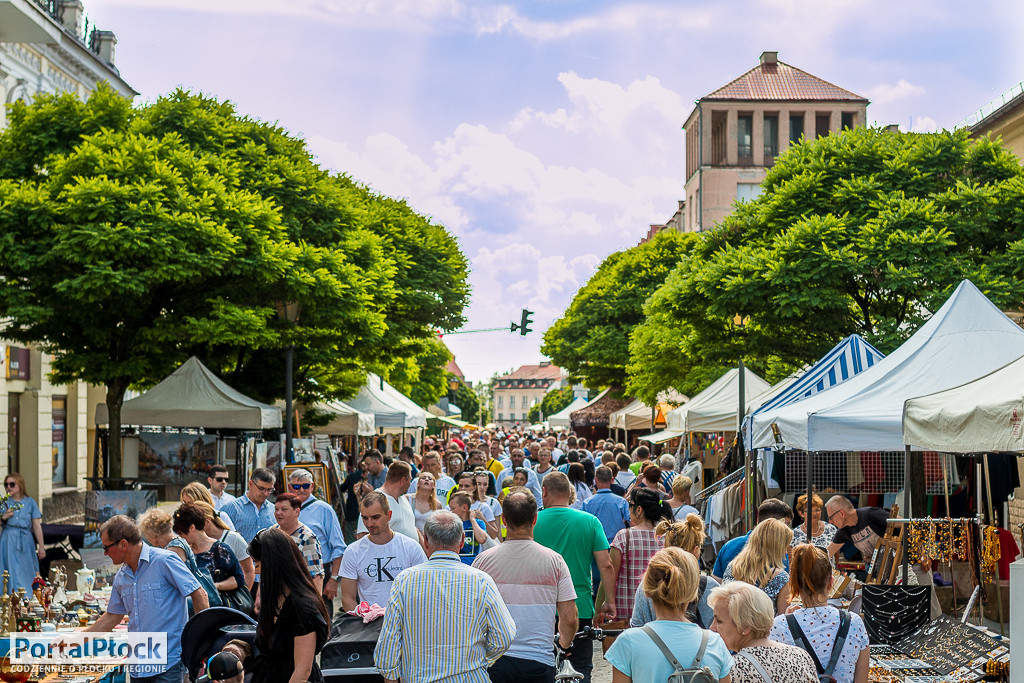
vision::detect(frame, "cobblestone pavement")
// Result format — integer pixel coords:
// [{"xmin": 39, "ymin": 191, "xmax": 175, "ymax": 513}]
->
[{"xmin": 591, "ymin": 647, "xmax": 613, "ymax": 682}]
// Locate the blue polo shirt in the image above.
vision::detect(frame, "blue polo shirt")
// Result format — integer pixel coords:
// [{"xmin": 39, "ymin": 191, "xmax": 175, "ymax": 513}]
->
[
  {"xmin": 107, "ymin": 544, "xmax": 201, "ymax": 675},
  {"xmin": 581, "ymin": 489, "xmax": 631, "ymax": 542}
]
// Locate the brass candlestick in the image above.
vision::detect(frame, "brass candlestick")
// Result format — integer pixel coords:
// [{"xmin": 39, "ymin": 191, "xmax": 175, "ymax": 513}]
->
[{"xmin": 0, "ymin": 571, "xmax": 10, "ymax": 637}]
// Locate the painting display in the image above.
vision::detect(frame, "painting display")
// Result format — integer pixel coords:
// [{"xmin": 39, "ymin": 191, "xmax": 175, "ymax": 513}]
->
[{"xmin": 138, "ymin": 431, "xmax": 220, "ymax": 483}]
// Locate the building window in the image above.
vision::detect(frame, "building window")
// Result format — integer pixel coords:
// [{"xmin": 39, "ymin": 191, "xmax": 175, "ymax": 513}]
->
[
  {"xmin": 521, "ymin": 395, "xmax": 528, "ymax": 409},
  {"xmin": 497, "ymin": 413, "xmax": 503, "ymax": 421},
  {"xmin": 815, "ymin": 113, "xmax": 830, "ymax": 139},
  {"xmin": 789, "ymin": 114, "xmax": 804, "ymax": 144},
  {"xmin": 52, "ymin": 396, "xmax": 67, "ymax": 486},
  {"xmin": 6, "ymin": 346, "xmax": 29, "ymax": 380},
  {"xmin": 737, "ymin": 183, "xmax": 763, "ymax": 203},
  {"xmin": 737, "ymin": 115, "xmax": 753, "ymax": 164},
  {"xmin": 711, "ymin": 111, "xmax": 727, "ymax": 166},
  {"xmin": 841, "ymin": 112, "xmax": 856, "ymax": 130},
  {"xmin": 497, "ymin": 395, "xmax": 503, "ymax": 409},
  {"xmin": 763, "ymin": 114, "xmax": 778, "ymax": 165}
]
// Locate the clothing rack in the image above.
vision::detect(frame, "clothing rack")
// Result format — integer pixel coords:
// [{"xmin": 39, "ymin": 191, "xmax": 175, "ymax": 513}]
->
[{"xmin": 692, "ymin": 466, "xmax": 744, "ymax": 503}]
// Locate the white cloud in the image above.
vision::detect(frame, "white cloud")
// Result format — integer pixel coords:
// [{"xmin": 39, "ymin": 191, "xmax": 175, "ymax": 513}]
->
[
  {"xmin": 912, "ymin": 116, "xmax": 939, "ymax": 133},
  {"xmin": 472, "ymin": 3, "xmax": 714, "ymax": 40},
  {"xmin": 867, "ymin": 79, "xmax": 926, "ymax": 104}
]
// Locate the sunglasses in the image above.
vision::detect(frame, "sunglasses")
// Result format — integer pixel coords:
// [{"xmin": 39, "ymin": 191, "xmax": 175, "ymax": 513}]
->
[
  {"xmin": 212, "ymin": 477, "xmax": 229, "ymax": 483},
  {"xmin": 3, "ymin": 482, "xmax": 15, "ymax": 489},
  {"xmin": 291, "ymin": 483, "xmax": 312, "ymax": 490}
]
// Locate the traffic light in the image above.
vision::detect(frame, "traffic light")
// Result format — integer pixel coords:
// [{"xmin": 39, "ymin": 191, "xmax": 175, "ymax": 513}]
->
[{"xmin": 510, "ymin": 309, "xmax": 534, "ymax": 336}]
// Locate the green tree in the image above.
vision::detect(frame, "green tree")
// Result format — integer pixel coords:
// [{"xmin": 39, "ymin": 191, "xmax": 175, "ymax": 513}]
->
[
  {"xmin": 450, "ymin": 376, "xmax": 481, "ymax": 424},
  {"xmin": 386, "ymin": 336, "xmax": 452, "ymax": 408},
  {"xmin": 629, "ymin": 127, "xmax": 1024, "ymax": 511},
  {"xmin": 542, "ymin": 229, "xmax": 699, "ymax": 388},
  {"xmin": 0, "ymin": 87, "xmax": 467, "ymax": 476}
]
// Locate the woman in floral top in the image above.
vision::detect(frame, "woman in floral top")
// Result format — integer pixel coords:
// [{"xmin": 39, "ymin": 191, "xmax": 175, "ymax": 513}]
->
[
  {"xmin": 609, "ymin": 488, "xmax": 672, "ymax": 618},
  {"xmin": 791, "ymin": 492, "xmax": 838, "ymax": 551}
]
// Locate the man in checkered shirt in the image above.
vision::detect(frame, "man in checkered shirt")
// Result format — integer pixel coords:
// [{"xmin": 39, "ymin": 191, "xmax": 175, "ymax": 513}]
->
[{"xmin": 270, "ymin": 492, "xmax": 324, "ymax": 592}]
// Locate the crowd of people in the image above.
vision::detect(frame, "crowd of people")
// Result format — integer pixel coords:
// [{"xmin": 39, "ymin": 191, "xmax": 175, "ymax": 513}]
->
[{"xmin": 78, "ymin": 429, "xmax": 879, "ymax": 683}]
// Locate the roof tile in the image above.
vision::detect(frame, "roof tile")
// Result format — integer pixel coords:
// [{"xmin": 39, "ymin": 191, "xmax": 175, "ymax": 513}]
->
[{"xmin": 704, "ymin": 61, "xmax": 867, "ymax": 102}]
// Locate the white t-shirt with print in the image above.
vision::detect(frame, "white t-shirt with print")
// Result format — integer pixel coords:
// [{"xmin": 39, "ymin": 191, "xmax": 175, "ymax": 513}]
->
[{"xmin": 339, "ymin": 532, "xmax": 426, "ymax": 608}]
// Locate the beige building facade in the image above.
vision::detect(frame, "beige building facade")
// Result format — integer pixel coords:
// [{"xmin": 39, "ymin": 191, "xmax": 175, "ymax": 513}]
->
[
  {"xmin": 963, "ymin": 82, "xmax": 1024, "ymax": 162},
  {"xmin": 0, "ymin": 0, "xmax": 134, "ymax": 519},
  {"xmin": 683, "ymin": 51, "xmax": 868, "ymax": 232},
  {"xmin": 494, "ymin": 362, "xmax": 563, "ymax": 428}
]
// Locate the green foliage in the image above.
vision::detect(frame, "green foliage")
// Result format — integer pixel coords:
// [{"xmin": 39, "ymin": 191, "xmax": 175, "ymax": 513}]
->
[
  {"xmin": 542, "ymin": 229, "xmax": 699, "ymax": 388},
  {"xmin": 628, "ymin": 127, "xmax": 1024, "ymax": 401},
  {"xmin": 451, "ymin": 377, "xmax": 481, "ymax": 424},
  {"xmin": 0, "ymin": 86, "xmax": 468, "ymax": 473},
  {"xmin": 385, "ymin": 337, "xmax": 452, "ymax": 408}
]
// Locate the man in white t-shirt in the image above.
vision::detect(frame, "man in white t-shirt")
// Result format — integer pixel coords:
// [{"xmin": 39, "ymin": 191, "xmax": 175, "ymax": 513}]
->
[
  {"xmin": 473, "ymin": 488, "xmax": 577, "ymax": 683},
  {"xmin": 356, "ymin": 460, "xmax": 420, "ymax": 543},
  {"xmin": 340, "ymin": 491, "xmax": 426, "ymax": 611},
  {"xmin": 408, "ymin": 452, "xmax": 456, "ymax": 500}
]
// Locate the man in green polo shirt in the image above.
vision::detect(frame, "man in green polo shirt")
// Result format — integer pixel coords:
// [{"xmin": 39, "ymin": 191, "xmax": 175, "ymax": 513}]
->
[{"xmin": 534, "ymin": 471, "xmax": 615, "ymax": 683}]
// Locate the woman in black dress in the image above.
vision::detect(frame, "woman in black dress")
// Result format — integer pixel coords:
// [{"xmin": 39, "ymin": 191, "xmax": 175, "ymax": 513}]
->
[{"xmin": 248, "ymin": 528, "xmax": 329, "ymax": 683}]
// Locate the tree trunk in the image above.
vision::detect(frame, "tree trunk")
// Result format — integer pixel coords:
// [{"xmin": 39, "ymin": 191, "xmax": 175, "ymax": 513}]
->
[{"xmin": 105, "ymin": 379, "xmax": 129, "ymax": 483}]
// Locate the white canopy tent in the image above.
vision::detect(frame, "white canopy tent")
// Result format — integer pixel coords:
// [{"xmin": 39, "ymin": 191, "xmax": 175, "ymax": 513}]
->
[
  {"xmin": 609, "ymin": 399, "xmax": 659, "ymax": 431},
  {"xmin": 95, "ymin": 356, "xmax": 282, "ymax": 429},
  {"xmin": 757, "ymin": 280, "xmax": 1024, "ymax": 451},
  {"xmin": 548, "ymin": 397, "xmax": 589, "ymax": 428},
  {"xmin": 746, "ymin": 334, "xmax": 886, "ymax": 449},
  {"xmin": 665, "ymin": 367, "xmax": 770, "ymax": 433},
  {"xmin": 347, "ymin": 373, "xmax": 427, "ymax": 433},
  {"xmin": 308, "ymin": 399, "xmax": 376, "ymax": 437},
  {"xmin": 903, "ymin": 353, "xmax": 1024, "ymax": 452}
]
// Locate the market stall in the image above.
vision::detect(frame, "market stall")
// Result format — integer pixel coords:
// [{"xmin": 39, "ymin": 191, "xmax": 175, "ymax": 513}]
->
[
  {"xmin": 569, "ymin": 389, "xmax": 630, "ymax": 442},
  {"xmin": 548, "ymin": 396, "xmax": 589, "ymax": 428},
  {"xmin": 346, "ymin": 373, "xmax": 427, "ymax": 454}
]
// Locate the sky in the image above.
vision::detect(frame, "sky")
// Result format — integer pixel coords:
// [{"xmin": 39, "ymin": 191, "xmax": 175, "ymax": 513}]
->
[{"xmin": 84, "ymin": 0, "xmax": 1024, "ymax": 384}]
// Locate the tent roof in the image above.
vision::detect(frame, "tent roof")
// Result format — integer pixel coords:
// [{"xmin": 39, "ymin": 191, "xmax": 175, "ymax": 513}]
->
[
  {"xmin": 548, "ymin": 396, "xmax": 589, "ymax": 427},
  {"xmin": 347, "ymin": 373, "xmax": 427, "ymax": 430},
  {"xmin": 746, "ymin": 334, "xmax": 886, "ymax": 448},
  {"xmin": 762, "ymin": 280, "xmax": 1024, "ymax": 451},
  {"xmin": 95, "ymin": 356, "xmax": 282, "ymax": 429},
  {"xmin": 570, "ymin": 389, "xmax": 631, "ymax": 428},
  {"xmin": 308, "ymin": 400, "xmax": 375, "ymax": 436},
  {"xmin": 666, "ymin": 367, "xmax": 770, "ymax": 433},
  {"xmin": 609, "ymin": 398, "xmax": 675, "ymax": 431},
  {"xmin": 903, "ymin": 352, "xmax": 1024, "ymax": 452}
]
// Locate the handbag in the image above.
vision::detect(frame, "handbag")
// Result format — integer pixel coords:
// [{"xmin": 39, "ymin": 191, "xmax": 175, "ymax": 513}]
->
[
  {"xmin": 175, "ymin": 541, "xmax": 223, "ymax": 611},
  {"xmin": 219, "ymin": 585, "xmax": 254, "ymax": 615},
  {"xmin": 598, "ymin": 527, "xmax": 631, "ymax": 653}
]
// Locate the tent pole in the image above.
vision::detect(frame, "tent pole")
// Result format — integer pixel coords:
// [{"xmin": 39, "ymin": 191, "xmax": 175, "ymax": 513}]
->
[
  {"xmin": 903, "ymin": 445, "xmax": 911, "ymax": 582},
  {"xmin": 983, "ymin": 453, "xmax": 1005, "ymax": 635},
  {"xmin": 805, "ymin": 451, "xmax": 813, "ymax": 539},
  {"xmin": 976, "ymin": 459, "xmax": 985, "ymax": 625},
  {"xmin": 940, "ymin": 453, "xmax": 958, "ymax": 617}
]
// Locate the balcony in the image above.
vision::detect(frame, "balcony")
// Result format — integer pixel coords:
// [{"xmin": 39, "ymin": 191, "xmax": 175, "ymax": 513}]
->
[{"xmin": 0, "ymin": 0, "xmax": 62, "ymax": 43}]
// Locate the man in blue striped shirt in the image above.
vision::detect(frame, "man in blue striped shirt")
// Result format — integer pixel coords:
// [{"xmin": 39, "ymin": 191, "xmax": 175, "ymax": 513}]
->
[
  {"xmin": 289, "ymin": 467, "xmax": 347, "ymax": 615},
  {"xmin": 375, "ymin": 510, "xmax": 516, "ymax": 683},
  {"xmin": 221, "ymin": 467, "xmax": 276, "ymax": 542}
]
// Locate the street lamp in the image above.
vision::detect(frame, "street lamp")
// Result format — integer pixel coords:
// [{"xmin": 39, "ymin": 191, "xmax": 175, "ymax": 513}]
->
[{"xmin": 275, "ymin": 300, "xmax": 301, "ymax": 462}]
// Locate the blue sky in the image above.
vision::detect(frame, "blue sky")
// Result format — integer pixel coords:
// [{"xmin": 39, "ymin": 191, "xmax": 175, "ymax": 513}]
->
[{"xmin": 86, "ymin": 0, "xmax": 1024, "ymax": 383}]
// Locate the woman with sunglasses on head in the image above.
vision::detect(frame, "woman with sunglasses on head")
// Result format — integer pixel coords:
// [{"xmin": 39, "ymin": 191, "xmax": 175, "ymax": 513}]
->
[
  {"xmin": 406, "ymin": 471, "xmax": 442, "ymax": 533},
  {"xmin": 248, "ymin": 528, "xmax": 329, "ymax": 683},
  {"xmin": 0, "ymin": 473, "xmax": 45, "ymax": 592},
  {"xmin": 607, "ymin": 488, "xmax": 673, "ymax": 625}
]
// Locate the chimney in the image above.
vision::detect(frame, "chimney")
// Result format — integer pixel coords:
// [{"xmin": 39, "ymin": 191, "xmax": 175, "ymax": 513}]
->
[
  {"xmin": 885, "ymin": 124, "xmax": 900, "ymax": 133},
  {"xmin": 539, "ymin": 361, "xmax": 550, "ymax": 367},
  {"xmin": 92, "ymin": 30, "xmax": 117, "ymax": 66},
  {"xmin": 59, "ymin": 0, "xmax": 83, "ymax": 36},
  {"xmin": 760, "ymin": 51, "xmax": 778, "ymax": 66}
]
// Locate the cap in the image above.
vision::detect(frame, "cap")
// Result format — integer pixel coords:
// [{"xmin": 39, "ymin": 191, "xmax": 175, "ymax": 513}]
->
[{"xmin": 207, "ymin": 652, "xmax": 243, "ymax": 681}]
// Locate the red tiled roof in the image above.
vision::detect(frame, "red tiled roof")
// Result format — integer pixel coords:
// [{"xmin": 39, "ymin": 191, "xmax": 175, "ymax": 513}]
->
[
  {"xmin": 703, "ymin": 61, "xmax": 867, "ymax": 102},
  {"xmin": 446, "ymin": 358, "xmax": 464, "ymax": 380},
  {"xmin": 498, "ymin": 363, "xmax": 562, "ymax": 381}
]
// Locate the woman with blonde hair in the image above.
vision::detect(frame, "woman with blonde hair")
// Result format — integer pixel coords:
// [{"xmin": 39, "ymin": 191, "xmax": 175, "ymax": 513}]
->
[
  {"xmin": 0, "ymin": 473, "xmax": 45, "ymax": 592},
  {"xmin": 181, "ymin": 482, "xmax": 236, "ymax": 531},
  {"xmin": 139, "ymin": 508, "xmax": 189, "ymax": 563},
  {"xmin": 606, "ymin": 547, "xmax": 732, "ymax": 683},
  {"xmin": 190, "ymin": 500, "xmax": 255, "ymax": 589},
  {"xmin": 406, "ymin": 471, "xmax": 442, "ymax": 533},
  {"xmin": 770, "ymin": 545, "xmax": 869, "ymax": 683},
  {"xmin": 668, "ymin": 474, "xmax": 699, "ymax": 520},
  {"xmin": 708, "ymin": 581, "xmax": 817, "ymax": 683},
  {"xmin": 633, "ymin": 513, "xmax": 718, "ymax": 628},
  {"xmin": 791, "ymin": 493, "xmax": 837, "ymax": 550},
  {"xmin": 723, "ymin": 518, "xmax": 792, "ymax": 614}
]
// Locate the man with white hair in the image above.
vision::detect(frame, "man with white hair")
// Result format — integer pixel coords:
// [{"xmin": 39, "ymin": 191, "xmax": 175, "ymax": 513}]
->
[
  {"xmin": 658, "ymin": 453, "xmax": 678, "ymax": 491},
  {"xmin": 375, "ymin": 511, "xmax": 516, "ymax": 683},
  {"xmin": 288, "ymin": 467, "xmax": 347, "ymax": 614}
]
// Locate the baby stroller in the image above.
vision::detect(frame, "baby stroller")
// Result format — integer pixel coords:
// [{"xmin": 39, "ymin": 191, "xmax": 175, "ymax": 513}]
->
[
  {"xmin": 321, "ymin": 613, "xmax": 384, "ymax": 683},
  {"xmin": 180, "ymin": 607, "xmax": 258, "ymax": 682}
]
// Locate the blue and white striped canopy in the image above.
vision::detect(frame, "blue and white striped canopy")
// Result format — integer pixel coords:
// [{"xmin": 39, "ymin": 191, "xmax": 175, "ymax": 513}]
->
[{"xmin": 745, "ymin": 334, "xmax": 885, "ymax": 448}]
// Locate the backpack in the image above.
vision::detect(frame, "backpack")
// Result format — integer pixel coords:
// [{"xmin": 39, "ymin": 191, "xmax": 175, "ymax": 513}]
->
[
  {"xmin": 785, "ymin": 609, "xmax": 851, "ymax": 683},
  {"xmin": 641, "ymin": 625, "xmax": 718, "ymax": 683},
  {"xmin": 684, "ymin": 575, "xmax": 708, "ymax": 628}
]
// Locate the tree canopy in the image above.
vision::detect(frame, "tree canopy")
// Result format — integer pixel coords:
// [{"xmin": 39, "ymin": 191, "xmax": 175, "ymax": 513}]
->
[
  {"xmin": 0, "ymin": 86, "xmax": 468, "ymax": 475},
  {"xmin": 627, "ymin": 127, "xmax": 1024, "ymax": 402},
  {"xmin": 541, "ymin": 229, "xmax": 698, "ymax": 389}
]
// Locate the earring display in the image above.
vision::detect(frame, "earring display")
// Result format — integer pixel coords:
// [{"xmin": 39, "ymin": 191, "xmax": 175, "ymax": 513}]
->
[{"xmin": 895, "ymin": 615, "xmax": 1001, "ymax": 676}]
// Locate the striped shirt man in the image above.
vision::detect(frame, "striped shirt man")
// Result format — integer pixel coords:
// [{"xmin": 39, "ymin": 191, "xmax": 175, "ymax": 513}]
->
[{"xmin": 374, "ymin": 550, "xmax": 516, "ymax": 683}]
